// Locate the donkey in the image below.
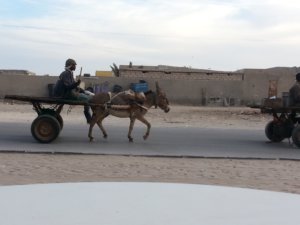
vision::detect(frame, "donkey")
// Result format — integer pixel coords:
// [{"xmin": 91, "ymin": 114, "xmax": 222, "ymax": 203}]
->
[{"xmin": 88, "ymin": 82, "xmax": 170, "ymax": 142}]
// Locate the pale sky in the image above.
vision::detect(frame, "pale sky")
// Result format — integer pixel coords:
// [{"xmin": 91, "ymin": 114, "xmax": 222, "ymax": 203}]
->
[{"xmin": 1, "ymin": 0, "xmax": 300, "ymax": 75}]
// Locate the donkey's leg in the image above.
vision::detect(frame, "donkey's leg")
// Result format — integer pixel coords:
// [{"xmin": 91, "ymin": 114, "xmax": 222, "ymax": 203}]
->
[
  {"xmin": 96, "ymin": 114, "xmax": 109, "ymax": 139},
  {"xmin": 137, "ymin": 116, "xmax": 151, "ymax": 140},
  {"xmin": 128, "ymin": 117, "xmax": 136, "ymax": 142},
  {"xmin": 88, "ymin": 111, "xmax": 99, "ymax": 142}
]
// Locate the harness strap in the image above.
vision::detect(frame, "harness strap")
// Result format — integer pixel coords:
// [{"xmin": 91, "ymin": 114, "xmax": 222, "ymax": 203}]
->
[
  {"xmin": 105, "ymin": 91, "xmax": 150, "ymax": 111},
  {"xmin": 153, "ymin": 92, "xmax": 158, "ymax": 108},
  {"xmin": 109, "ymin": 91, "xmax": 125, "ymax": 103},
  {"xmin": 105, "ymin": 91, "xmax": 121, "ymax": 110},
  {"xmin": 135, "ymin": 103, "xmax": 149, "ymax": 111},
  {"xmin": 67, "ymin": 105, "xmax": 73, "ymax": 114}
]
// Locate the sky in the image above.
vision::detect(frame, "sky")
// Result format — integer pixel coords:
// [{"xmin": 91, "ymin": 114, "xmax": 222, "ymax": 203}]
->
[{"xmin": 1, "ymin": 0, "xmax": 300, "ymax": 75}]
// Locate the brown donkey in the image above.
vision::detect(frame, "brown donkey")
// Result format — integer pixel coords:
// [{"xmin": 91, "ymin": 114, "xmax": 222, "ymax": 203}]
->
[{"xmin": 88, "ymin": 82, "xmax": 170, "ymax": 142}]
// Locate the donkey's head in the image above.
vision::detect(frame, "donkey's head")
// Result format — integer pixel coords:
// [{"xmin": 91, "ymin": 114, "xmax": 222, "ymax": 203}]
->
[{"xmin": 155, "ymin": 81, "xmax": 170, "ymax": 113}]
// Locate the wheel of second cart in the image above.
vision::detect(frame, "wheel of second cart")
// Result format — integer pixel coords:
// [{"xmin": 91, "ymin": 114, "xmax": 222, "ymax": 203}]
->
[
  {"xmin": 265, "ymin": 121, "xmax": 285, "ymax": 142},
  {"xmin": 31, "ymin": 115, "xmax": 61, "ymax": 143},
  {"xmin": 292, "ymin": 126, "xmax": 300, "ymax": 148}
]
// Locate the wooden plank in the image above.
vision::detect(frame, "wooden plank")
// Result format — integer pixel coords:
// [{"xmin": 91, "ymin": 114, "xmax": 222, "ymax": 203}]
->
[
  {"xmin": 250, "ymin": 104, "xmax": 300, "ymax": 113},
  {"xmin": 4, "ymin": 95, "xmax": 131, "ymax": 109},
  {"xmin": 4, "ymin": 95, "xmax": 88, "ymax": 106}
]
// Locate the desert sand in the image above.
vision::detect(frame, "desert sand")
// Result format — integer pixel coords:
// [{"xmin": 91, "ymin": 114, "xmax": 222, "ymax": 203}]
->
[{"xmin": 0, "ymin": 102, "xmax": 300, "ymax": 194}]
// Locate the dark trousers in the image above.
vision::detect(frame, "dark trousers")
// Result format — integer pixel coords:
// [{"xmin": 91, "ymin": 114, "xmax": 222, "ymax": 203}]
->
[{"xmin": 84, "ymin": 105, "xmax": 92, "ymax": 123}]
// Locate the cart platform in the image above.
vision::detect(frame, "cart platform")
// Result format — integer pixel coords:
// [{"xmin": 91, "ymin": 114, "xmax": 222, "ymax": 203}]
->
[
  {"xmin": 250, "ymin": 103, "xmax": 300, "ymax": 148},
  {"xmin": 4, "ymin": 95, "xmax": 92, "ymax": 143}
]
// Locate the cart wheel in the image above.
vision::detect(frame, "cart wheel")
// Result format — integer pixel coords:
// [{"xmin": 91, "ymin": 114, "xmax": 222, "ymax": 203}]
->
[
  {"xmin": 56, "ymin": 114, "xmax": 64, "ymax": 130},
  {"xmin": 40, "ymin": 110, "xmax": 63, "ymax": 130},
  {"xmin": 292, "ymin": 126, "xmax": 300, "ymax": 148},
  {"xmin": 265, "ymin": 121, "xmax": 285, "ymax": 142},
  {"xmin": 31, "ymin": 115, "xmax": 61, "ymax": 143}
]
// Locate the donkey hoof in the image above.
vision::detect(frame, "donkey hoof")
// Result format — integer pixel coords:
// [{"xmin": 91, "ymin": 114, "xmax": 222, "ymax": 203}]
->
[
  {"xmin": 103, "ymin": 134, "xmax": 108, "ymax": 139},
  {"xmin": 89, "ymin": 137, "xmax": 94, "ymax": 142},
  {"xmin": 143, "ymin": 135, "xmax": 148, "ymax": 140},
  {"xmin": 128, "ymin": 138, "xmax": 133, "ymax": 142}
]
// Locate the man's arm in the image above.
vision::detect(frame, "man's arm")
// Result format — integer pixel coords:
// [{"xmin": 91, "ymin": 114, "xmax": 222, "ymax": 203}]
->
[{"xmin": 60, "ymin": 71, "xmax": 80, "ymax": 90}]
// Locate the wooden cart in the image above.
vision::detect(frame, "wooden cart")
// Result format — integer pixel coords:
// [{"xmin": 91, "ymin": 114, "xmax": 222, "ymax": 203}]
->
[
  {"xmin": 4, "ymin": 95, "xmax": 93, "ymax": 143},
  {"xmin": 253, "ymin": 103, "xmax": 300, "ymax": 148}
]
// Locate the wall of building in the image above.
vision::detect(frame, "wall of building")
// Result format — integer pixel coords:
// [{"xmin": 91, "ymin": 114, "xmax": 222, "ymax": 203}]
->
[
  {"xmin": 0, "ymin": 75, "xmax": 56, "ymax": 97},
  {"xmin": 0, "ymin": 67, "xmax": 298, "ymax": 106},
  {"xmin": 242, "ymin": 68, "xmax": 297, "ymax": 105},
  {"xmin": 120, "ymin": 70, "xmax": 243, "ymax": 81},
  {"xmin": 0, "ymin": 74, "xmax": 242, "ymax": 105},
  {"xmin": 0, "ymin": 70, "xmax": 36, "ymax": 76}
]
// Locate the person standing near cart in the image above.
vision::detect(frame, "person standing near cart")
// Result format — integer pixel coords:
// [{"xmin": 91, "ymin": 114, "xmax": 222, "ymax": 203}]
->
[
  {"xmin": 53, "ymin": 58, "xmax": 92, "ymax": 123},
  {"xmin": 289, "ymin": 72, "xmax": 300, "ymax": 106}
]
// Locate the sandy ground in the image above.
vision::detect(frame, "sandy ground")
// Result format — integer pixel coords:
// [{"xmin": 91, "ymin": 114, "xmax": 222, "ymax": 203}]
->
[{"xmin": 1, "ymin": 101, "xmax": 300, "ymax": 194}]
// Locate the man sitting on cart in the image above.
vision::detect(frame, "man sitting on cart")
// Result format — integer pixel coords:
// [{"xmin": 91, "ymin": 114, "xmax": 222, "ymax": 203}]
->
[
  {"xmin": 53, "ymin": 58, "xmax": 92, "ymax": 123},
  {"xmin": 289, "ymin": 72, "xmax": 300, "ymax": 106}
]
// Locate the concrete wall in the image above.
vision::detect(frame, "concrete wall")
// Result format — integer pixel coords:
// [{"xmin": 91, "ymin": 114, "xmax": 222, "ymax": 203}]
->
[
  {"xmin": 242, "ymin": 68, "xmax": 297, "ymax": 105},
  {"xmin": 80, "ymin": 76, "xmax": 242, "ymax": 105},
  {"xmin": 120, "ymin": 70, "xmax": 243, "ymax": 81},
  {"xmin": 0, "ymin": 67, "xmax": 298, "ymax": 106},
  {"xmin": 0, "ymin": 75, "xmax": 57, "ymax": 97}
]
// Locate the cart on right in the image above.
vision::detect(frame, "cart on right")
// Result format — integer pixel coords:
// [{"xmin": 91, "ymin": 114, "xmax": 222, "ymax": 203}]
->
[{"xmin": 253, "ymin": 100, "xmax": 300, "ymax": 148}]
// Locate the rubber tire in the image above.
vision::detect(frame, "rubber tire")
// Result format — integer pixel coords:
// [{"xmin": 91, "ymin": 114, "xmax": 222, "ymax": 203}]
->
[
  {"xmin": 31, "ymin": 115, "xmax": 61, "ymax": 143},
  {"xmin": 265, "ymin": 121, "xmax": 285, "ymax": 142},
  {"xmin": 292, "ymin": 126, "xmax": 300, "ymax": 148}
]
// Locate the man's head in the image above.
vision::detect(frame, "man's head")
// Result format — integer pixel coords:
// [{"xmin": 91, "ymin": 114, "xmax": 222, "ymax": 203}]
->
[
  {"xmin": 296, "ymin": 73, "xmax": 300, "ymax": 82},
  {"xmin": 65, "ymin": 58, "xmax": 77, "ymax": 71}
]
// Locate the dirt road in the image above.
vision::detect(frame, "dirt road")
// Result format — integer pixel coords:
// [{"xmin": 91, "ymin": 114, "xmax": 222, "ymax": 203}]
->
[{"xmin": 0, "ymin": 102, "xmax": 299, "ymax": 194}]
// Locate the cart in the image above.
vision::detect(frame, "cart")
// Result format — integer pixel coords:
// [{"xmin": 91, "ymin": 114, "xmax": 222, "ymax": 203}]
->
[
  {"xmin": 4, "ymin": 95, "xmax": 95, "ymax": 143},
  {"xmin": 252, "ymin": 101, "xmax": 300, "ymax": 148}
]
